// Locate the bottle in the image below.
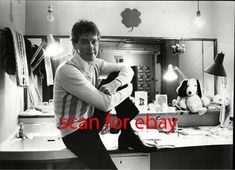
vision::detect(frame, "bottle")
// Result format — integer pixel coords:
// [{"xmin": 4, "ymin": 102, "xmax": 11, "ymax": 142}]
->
[
  {"xmin": 18, "ymin": 123, "xmax": 24, "ymax": 138},
  {"xmin": 48, "ymin": 99, "xmax": 54, "ymax": 113}
]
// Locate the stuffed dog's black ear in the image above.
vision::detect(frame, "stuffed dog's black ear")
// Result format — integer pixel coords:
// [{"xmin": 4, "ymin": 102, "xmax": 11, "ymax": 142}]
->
[
  {"xmin": 177, "ymin": 80, "xmax": 188, "ymax": 97},
  {"xmin": 196, "ymin": 79, "xmax": 202, "ymax": 98}
]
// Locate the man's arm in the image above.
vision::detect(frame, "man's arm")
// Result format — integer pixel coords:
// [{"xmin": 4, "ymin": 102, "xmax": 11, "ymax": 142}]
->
[
  {"xmin": 98, "ymin": 59, "xmax": 134, "ymax": 94},
  {"xmin": 57, "ymin": 65, "xmax": 133, "ymax": 112}
]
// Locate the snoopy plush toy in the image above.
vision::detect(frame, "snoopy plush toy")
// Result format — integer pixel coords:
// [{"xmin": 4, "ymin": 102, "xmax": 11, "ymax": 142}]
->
[{"xmin": 173, "ymin": 78, "xmax": 210, "ymax": 115}]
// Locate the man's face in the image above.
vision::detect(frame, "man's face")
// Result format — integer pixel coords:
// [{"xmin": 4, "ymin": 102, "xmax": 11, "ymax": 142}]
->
[{"xmin": 74, "ymin": 33, "xmax": 99, "ymax": 62}]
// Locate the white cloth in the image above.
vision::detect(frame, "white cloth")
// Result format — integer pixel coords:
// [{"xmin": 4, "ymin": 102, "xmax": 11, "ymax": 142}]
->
[
  {"xmin": 44, "ymin": 55, "xmax": 54, "ymax": 86},
  {"xmin": 9, "ymin": 28, "xmax": 29, "ymax": 87}
]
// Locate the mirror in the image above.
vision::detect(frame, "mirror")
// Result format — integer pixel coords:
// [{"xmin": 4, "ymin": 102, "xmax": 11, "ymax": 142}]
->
[
  {"xmin": 98, "ymin": 37, "xmax": 216, "ymax": 104},
  {"xmin": 25, "ymin": 36, "xmax": 216, "ymax": 105}
]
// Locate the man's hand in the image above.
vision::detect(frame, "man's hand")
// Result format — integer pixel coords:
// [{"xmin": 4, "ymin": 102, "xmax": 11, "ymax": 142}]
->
[{"xmin": 99, "ymin": 79, "xmax": 121, "ymax": 95}]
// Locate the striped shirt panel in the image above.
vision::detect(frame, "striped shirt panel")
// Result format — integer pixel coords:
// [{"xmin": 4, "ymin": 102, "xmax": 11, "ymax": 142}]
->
[
  {"xmin": 54, "ymin": 53, "xmax": 133, "ymax": 137},
  {"xmin": 54, "ymin": 91, "xmax": 93, "ymax": 137}
]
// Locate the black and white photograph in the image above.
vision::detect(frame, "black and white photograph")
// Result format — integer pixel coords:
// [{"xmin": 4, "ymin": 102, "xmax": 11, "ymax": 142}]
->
[{"xmin": 0, "ymin": 1, "xmax": 234, "ymax": 169}]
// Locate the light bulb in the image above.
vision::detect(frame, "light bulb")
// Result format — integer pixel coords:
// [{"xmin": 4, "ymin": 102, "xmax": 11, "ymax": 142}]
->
[
  {"xmin": 194, "ymin": 10, "xmax": 204, "ymax": 28},
  {"xmin": 163, "ymin": 64, "xmax": 178, "ymax": 81},
  {"xmin": 44, "ymin": 34, "xmax": 64, "ymax": 57},
  {"xmin": 44, "ymin": 43, "xmax": 63, "ymax": 57},
  {"xmin": 196, "ymin": 10, "xmax": 201, "ymax": 17},
  {"xmin": 47, "ymin": 5, "xmax": 55, "ymax": 22}
]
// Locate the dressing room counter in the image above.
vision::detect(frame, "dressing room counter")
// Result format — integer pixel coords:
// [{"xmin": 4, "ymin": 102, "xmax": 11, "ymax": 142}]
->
[{"xmin": 0, "ymin": 109, "xmax": 233, "ymax": 169}]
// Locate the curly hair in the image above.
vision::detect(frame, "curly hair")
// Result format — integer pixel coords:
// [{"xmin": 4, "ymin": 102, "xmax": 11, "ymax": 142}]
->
[{"xmin": 71, "ymin": 20, "xmax": 100, "ymax": 43}]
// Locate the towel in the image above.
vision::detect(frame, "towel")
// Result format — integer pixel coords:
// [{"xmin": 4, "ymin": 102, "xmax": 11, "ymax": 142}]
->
[
  {"xmin": 44, "ymin": 55, "xmax": 54, "ymax": 86},
  {"xmin": 1, "ymin": 28, "xmax": 16, "ymax": 75},
  {"xmin": 7, "ymin": 27, "xmax": 29, "ymax": 87}
]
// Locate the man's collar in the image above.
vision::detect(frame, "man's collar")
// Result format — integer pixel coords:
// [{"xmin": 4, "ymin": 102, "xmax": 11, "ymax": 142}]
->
[{"xmin": 71, "ymin": 51, "xmax": 95, "ymax": 73}]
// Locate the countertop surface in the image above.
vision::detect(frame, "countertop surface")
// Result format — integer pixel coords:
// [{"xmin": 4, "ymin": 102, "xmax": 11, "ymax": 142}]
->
[
  {"xmin": 100, "ymin": 124, "xmax": 233, "ymax": 150},
  {"xmin": 0, "ymin": 109, "xmax": 233, "ymax": 161}
]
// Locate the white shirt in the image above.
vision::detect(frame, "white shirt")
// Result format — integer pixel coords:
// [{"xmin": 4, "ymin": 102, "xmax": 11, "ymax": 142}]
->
[{"xmin": 53, "ymin": 52, "xmax": 134, "ymax": 137}]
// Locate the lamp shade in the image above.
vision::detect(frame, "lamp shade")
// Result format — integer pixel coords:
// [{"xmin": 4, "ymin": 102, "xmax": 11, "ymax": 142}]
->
[{"xmin": 204, "ymin": 52, "xmax": 227, "ymax": 77}]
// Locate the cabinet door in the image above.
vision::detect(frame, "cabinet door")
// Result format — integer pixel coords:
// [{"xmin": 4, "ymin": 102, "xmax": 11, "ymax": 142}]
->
[{"xmin": 111, "ymin": 153, "xmax": 150, "ymax": 170}]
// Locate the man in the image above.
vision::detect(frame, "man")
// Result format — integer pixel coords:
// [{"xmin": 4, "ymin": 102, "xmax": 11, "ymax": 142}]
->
[{"xmin": 54, "ymin": 20, "xmax": 155, "ymax": 169}]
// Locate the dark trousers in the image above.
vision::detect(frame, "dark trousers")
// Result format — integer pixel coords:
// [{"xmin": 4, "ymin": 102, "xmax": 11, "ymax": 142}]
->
[{"xmin": 62, "ymin": 72, "xmax": 139, "ymax": 169}]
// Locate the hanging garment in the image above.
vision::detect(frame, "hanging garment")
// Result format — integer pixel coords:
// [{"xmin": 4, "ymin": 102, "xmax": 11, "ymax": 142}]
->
[
  {"xmin": 44, "ymin": 55, "xmax": 54, "ymax": 86},
  {"xmin": 2, "ymin": 27, "xmax": 29, "ymax": 87}
]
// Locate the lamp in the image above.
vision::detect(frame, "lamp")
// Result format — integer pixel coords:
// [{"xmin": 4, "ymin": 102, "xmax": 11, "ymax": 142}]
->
[
  {"xmin": 205, "ymin": 52, "xmax": 227, "ymax": 77},
  {"xmin": 164, "ymin": 64, "xmax": 187, "ymax": 81},
  {"xmin": 194, "ymin": 0, "xmax": 204, "ymax": 28},
  {"xmin": 204, "ymin": 52, "xmax": 227, "ymax": 127},
  {"xmin": 44, "ymin": 0, "xmax": 63, "ymax": 57},
  {"xmin": 44, "ymin": 34, "xmax": 63, "ymax": 57}
]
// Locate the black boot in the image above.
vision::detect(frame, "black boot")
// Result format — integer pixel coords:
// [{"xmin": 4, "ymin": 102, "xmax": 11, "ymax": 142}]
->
[
  {"xmin": 118, "ymin": 124, "xmax": 158, "ymax": 153},
  {"xmin": 115, "ymin": 97, "xmax": 158, "ymax": 153}
]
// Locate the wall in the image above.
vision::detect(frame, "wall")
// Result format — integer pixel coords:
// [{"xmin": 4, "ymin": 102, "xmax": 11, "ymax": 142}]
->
[
  {"xmin": 24, "ymin": 0, "xmax": 234, "ymax": 114},
  {"xmin": 0, "ymin": 0, "xmax": 25, "ymax": 33},
  {"xmin": 0, "ymin": 0, "xmax": 25, "ymax": 143},
  {"xmin": 212, "ymin": 1, "xmax": 234, "ymax": 116},
  {"xmin": 25, "ymin": 1, "xmax": 214, "ymax": 38}
]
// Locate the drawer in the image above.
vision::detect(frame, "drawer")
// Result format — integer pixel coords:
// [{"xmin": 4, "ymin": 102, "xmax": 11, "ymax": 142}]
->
[{"xmin": 111, "ymin": 153, "xmax": 150, "ymax": 170}]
